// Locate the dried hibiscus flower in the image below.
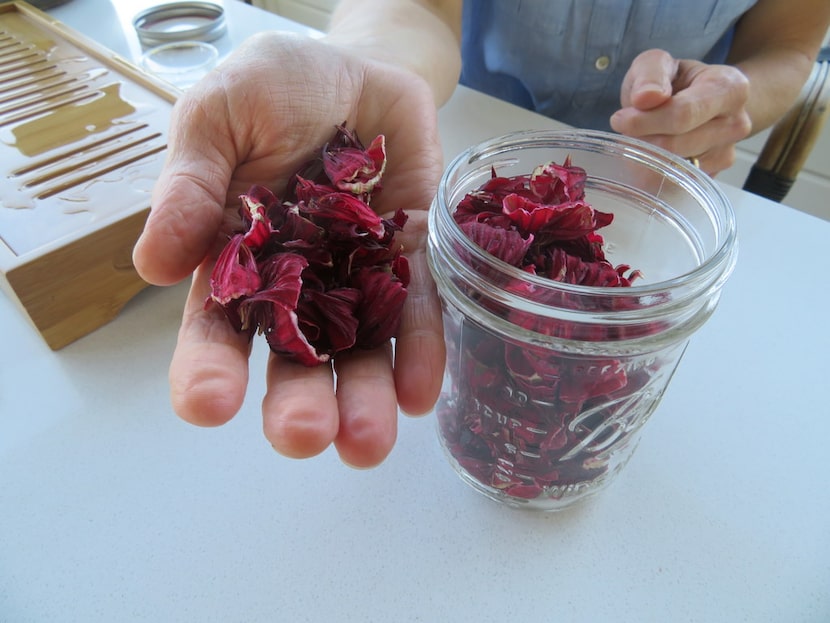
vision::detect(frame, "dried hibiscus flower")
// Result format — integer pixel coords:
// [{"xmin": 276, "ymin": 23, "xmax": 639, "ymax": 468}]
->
[
  {"xmin": 207, "ymin": 124, "xmax": 408, "ymax": 366},
  {"xmin": 436, "ymin": 157, "xmax": 656, "ymax": 503},
  {"xmin": 453, "ymin": 158, "xmax": 638, "ymax": 285}
]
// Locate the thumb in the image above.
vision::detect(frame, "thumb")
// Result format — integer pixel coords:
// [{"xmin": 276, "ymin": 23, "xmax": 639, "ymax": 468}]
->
[
  {"xmin": 620, "ymin": 48, "xmax": 677, "ymax": 110},
  {"xmin": 133, "ymin": 100, "xmax": 231, "ymax": 286},
  {"xmin": 133, "ymin": 165, "xmax": 227, "ymax": 287}
]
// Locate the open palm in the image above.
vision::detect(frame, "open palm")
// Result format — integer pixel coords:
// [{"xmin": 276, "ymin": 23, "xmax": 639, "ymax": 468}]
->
[{"xmin": 133, "ymin": 32, "xmax": 446, "ymax": 467}]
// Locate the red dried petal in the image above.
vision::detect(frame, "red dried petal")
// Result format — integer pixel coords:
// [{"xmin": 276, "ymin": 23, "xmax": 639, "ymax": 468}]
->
[
  {"xmin": 237, "ymin": 252, "xmax": 307, "ymax": 332},
  {"xmin": 239, "ymin": 185, "xmax": 278, "ymax": 250},
  {"xmin": 546, "ymin": 247, "xmax": 629, "ymax": 286},
  {"xmin": 209, "ymin": 234, "xmax": 261, "ymax": 306},
  {"xmin": 559, "ymin": 361, "xmax": 628, "ymax": 404},
  {"xmin": 460, "ymin": 220, "xmax": 532, "ymax": 266},
  {"xmin": 323, "ymin": 133, "xmax": 386, "ymax": 195},
  {"xmin": 386, "ymin": 208, "xmax": 409, "ymax": 232},
  {"xmin": 391, "ymin": 252, "xmax": 410, "ymax": 288},
  {"xmin": 353, "ymin": 265, "xmax": 408, "ymax": 348},
  {"xmin": 277, "ymin": 207, "xmax": 332, "ymax": 266},
  {"xmin": 210, "ymin": 125, "xmax": 407, "ymax": 367},
  {"xmin": 558, "ymin": 231, "xmax": 607, "ymax": 262},
  {"xmin": 502, "ymin": 195, "xmax": 605, "ymax": 240},
  {"xmin": 244, "ymin": 184, "xmax": 280, "ymax": 208},
  {"xmin": 504, "ymin": 344, "xmax": 561, "ymax": 403},
  {"xmin": 292, "ymin": 176, "xmax": 337, "ymax": 203},
  {"xmin": 234, "ymin": 253, "xmax": 330, "ymax": 365},
  {"xmin": 308, "ymin": 192, "xmax": 386, "ymax": 238},
  {"xmin": 298, "ymin": 287, "xmax": 361, "ymax": 355},
  {"xmin": 454, "ymin": 190, "xmax": 510, "ymax": 226},
  {"xmin": 480, "ymin": 171, "xmax": 530, "ymax": 197},
  {"xmin": 265, "ymin": 304, "xmax": 330, "ymax": 366},
  {"xmin": 529, "ymin": 158, "xmax": 586, "ymax": 203}
]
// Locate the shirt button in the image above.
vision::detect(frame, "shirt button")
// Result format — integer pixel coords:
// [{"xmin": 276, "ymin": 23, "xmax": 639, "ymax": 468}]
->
[{"xmin": 594, "ymin": 55, "xmax": 611, "ymax": 71}]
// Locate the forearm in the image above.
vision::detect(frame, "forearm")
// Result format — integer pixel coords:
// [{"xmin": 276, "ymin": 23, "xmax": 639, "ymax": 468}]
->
[
  {"xmin": 727, "ymin": 0, "xmax": 830, "ymax": 134},
  {"xmin": 325, "ymin": 0, "xmax": 462, "ymax": 106},
  {"xmin": 731, "ymin": 51, "xmax": 821, "ymax": 135}
]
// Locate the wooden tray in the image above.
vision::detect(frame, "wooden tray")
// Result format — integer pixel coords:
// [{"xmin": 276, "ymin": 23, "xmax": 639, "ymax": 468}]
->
[{"xmin": 0, "ymin": 1, "xmax": 179, "ymax": 349}]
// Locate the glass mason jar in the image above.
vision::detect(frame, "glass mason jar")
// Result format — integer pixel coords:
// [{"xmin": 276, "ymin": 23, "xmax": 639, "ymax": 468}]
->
[{"xmin": 427, "ymin": 130, "xmax": 738, "ymax": 511}]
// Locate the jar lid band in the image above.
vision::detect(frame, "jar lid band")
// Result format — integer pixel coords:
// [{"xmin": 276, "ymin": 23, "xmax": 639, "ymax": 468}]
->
[{"xmin": 132, "ymin": 2, "xmax": 227, "ymax": 47}]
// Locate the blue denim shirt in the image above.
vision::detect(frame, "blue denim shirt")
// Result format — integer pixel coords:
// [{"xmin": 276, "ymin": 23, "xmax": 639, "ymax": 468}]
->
[{"xmin": 460, "ymin": 0, "xmax": 758, "ymax": 130}]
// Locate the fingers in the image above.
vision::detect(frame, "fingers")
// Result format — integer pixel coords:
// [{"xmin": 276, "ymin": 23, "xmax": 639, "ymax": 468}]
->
[
  {"xmin": 615, "ymin": 113, "xmax": 746, "ymax": 174},
  {"xmin": 169, "ymin": 263, "xmax": 252, "ymax": 427},
  {"xmin": 393, "ymin": 247, "xmax": 446, "ymax": 415},
  {"xmin": 612, "ymin": 61, "xmax": 750, "ymax": 136},
  {"xmin": 261, "ymin": 343, "xmax": 398, "ymax": 468},
  {"xmin": 258, "ymin": 225, "xmax": 444, "ymax": 466},
  {"xmin": 611, "ymin": 57, "xmax": 751, "ymax": 174},
  {"xmin": 262, "ymin": 353, "xmax": 340, "ymax": 460},
  {"xmin": 333, "ymin": 345, "xmax": 398, "ymax": 467},
  {"xmin": 173, "ymin": 269, "xmax": 402, "ymax": 466},
  {"xmin": 693, "ymin": 144, "xmax": 738, "ymax": 176},
  {"xmin": 258, "ymin": 248, "xmax": 444, "ymax": 467},
  {"xmin": 619, "ymin": 49, "xmax": 677, "ymax": 110}
]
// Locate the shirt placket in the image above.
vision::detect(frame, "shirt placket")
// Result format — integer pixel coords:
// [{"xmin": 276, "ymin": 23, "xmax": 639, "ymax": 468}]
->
[{"xmin": 575, "ymin": 0, "xmax": 633, "ymax": 102}]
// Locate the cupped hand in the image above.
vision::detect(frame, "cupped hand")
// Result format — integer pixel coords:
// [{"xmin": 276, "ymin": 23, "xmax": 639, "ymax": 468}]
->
[
  {"xmin": 132, "ymin": 32, "xmax": 446, "ymax": 467},
  {"xmin": 609, "ymin": 48, "xmax": 752, "ymax": 175}
]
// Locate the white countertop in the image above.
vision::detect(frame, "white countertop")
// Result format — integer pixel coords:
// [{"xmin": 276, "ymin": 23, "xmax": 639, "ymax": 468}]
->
[{"xmin": 2, "ymin": 2, "xmax": 829, "ymax": 622}]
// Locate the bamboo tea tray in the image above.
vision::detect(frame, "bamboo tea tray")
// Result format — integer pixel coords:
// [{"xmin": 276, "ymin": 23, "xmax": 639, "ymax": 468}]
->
[{"xmin": 0, "ymin": 1, "xmax": 179, "ymax": 349}]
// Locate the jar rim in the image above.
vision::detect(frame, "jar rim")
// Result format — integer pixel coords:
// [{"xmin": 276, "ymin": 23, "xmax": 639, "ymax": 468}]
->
[{"xmin": 432, "ymin": 129, "xmax": 737, "ymax": 300}]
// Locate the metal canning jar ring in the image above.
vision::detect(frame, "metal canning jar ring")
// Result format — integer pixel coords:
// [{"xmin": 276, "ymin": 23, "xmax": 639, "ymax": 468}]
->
[{"xmin": 132, "ymin": 2, "xmax": 227, "ymax": 47}]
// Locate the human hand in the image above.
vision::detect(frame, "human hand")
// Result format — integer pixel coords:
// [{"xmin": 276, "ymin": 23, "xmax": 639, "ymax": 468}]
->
[
  {"xmin": 609, "ymin": 49, "xmax": 751, "ymax": 175},
  {"xmin": 132, "ymin": 32, "xmax": 446, "ymax": 467}
]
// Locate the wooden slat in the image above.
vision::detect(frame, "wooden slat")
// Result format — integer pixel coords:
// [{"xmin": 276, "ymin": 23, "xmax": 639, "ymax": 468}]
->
[{"xmin": 0, "ymin": 1, "xmax": 179, "ymax": 349}]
